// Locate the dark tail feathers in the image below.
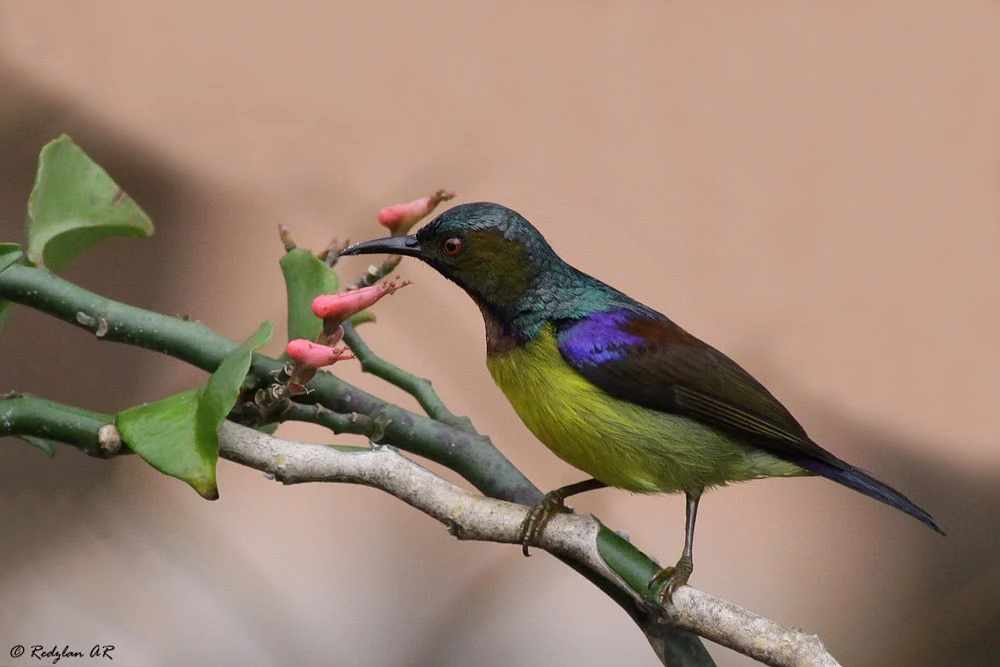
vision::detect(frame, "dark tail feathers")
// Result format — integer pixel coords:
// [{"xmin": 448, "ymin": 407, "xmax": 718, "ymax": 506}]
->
[{"xmin": 794, "ymin": 458, "xmax": 945, "ymax": 536}]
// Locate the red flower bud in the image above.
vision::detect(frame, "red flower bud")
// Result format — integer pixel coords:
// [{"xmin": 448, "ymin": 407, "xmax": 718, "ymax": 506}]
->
[
  {"xmin": 286, "ymin": 339, "xmax": 354, "ymax": 369},
  {"xmin": 378, "ymin": 189, "xmax": 455, "ymax": 236},
  {"xmin": 311, "ymin": 278, "xmax": 411, "ymax": 324}
]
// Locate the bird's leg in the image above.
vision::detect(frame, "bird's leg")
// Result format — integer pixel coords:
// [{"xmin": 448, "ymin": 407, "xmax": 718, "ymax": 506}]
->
[
  {"xmin": 649, "ymin": 491, "xmax": 701, "ymax": 604},
  {"xmin": 518, "ymin": 478, "xmax": 608, "ymax": 556}
]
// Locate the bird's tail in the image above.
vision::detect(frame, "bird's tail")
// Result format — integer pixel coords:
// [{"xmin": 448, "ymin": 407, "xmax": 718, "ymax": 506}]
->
[{"xmin": 794, "ymin": 458, "xmax": 945, "ymax": 535}]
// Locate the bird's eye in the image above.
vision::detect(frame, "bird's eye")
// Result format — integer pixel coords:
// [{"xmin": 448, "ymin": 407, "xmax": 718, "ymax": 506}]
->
[{"xmin": 442, "ymin": 237, "xmax": 463, "ymax": 256}]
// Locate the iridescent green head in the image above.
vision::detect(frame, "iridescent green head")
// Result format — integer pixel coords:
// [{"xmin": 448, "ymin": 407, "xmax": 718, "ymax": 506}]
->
[{"xmin": 341, "ymin": 202, "xmax": 558, "ymax": 313}]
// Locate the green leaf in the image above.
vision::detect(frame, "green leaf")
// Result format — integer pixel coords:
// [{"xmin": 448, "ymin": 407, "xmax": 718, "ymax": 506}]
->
[
  {"xmin": 280, "ymin": 247, "xmax": 340, "ymax": 343},
  {"xmin": 198, "ymin": 321, "xmax": 273, "ymax": 445},
  {"xmin": 0, "ymin": 244, "xmax": 22, "ymax": 333},
  {"xmin": 0, "ymin": 244, "xmax": 21, "ymax": 273},
  {"xmin": 116, "ymin": 389, "xmax": 212, "ymax": 496},
  {"xmin": 26, "ymin": 135, "xmax": 154, "ymax": 272},
  {"xmin": 18, "ymin": 435, "xmax": 58, "ymax": 458},
  {"xmin": 116, "ymin": 322, "xmax": 273, "ymax": 499}
]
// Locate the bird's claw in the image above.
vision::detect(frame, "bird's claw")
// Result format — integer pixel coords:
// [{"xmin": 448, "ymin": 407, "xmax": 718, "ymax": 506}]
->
[
  {"xmin": 648, "ymin": 554, "xmax": 693, "ymax": 605},
  {"xmin": 517, "ymin": 492, "xmax": 571, "ymax": 556}
]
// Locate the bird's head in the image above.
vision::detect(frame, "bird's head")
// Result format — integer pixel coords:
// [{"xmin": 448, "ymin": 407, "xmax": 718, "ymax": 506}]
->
[{"xmin": 340, "ymin": 202, "xmax": 556, "ymax": 314}]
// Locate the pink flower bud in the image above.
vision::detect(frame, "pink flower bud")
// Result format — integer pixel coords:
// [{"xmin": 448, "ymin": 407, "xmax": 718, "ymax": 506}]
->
[
  {"xmin": 284, "ymin": 338, "xmax": 356, "ymax": 392},
  {"xmin": 311, "ymin": 278, "xmax": 411, "ymax": 325},
  {"xmin": 286, "ymin": 339, "xmax": 355, "ymax": 369},
  {"xmin": 378, "ymin": 189, "xmax": 455, "ymax": 236}
]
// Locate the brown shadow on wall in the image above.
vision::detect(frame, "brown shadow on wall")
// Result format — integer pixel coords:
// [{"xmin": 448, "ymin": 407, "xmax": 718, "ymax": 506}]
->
[
  {"xmin": 0, "ymin": 62, "xmax": 204, "ymax": 572},
  {"xmin": 802, "ymin": 406, "xmax": 1000, "ymax": 667}
]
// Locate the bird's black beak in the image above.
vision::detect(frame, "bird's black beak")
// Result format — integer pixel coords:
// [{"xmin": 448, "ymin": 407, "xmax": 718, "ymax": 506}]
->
[{"xmin": 339, "ymin": 234, "xmax": 425, "ymax": 259}]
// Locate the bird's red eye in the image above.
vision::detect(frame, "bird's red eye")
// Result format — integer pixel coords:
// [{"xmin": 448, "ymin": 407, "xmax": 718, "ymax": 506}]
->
[{"xmin": 443, "ymin": 237, "xmax": 463, "ymax": 256}]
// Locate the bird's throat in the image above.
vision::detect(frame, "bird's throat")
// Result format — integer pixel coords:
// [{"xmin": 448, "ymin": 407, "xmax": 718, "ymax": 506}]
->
[{"xmin": 478, "ymin": 304, "xmax": 523, "ymax": 356}]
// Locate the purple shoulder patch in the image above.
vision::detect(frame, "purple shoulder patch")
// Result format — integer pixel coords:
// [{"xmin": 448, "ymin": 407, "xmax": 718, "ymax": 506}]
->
[{"xmin": 557, "ymin": 310, "xmax": 647, "ymax": 366}]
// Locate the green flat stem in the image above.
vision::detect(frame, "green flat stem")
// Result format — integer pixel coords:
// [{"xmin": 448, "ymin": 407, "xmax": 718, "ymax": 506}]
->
[
  {"xmin": 340, "ymin": 322, "xmax": 478, "ymax": 434},
  {"xmin": 0, "ymin": 393, "xmax": 117, "ymax": 456}
]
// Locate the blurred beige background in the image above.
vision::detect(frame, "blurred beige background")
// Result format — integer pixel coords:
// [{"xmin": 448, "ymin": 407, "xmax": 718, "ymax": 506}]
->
[{"xmin": 1, "ymin": 2, "xmax": 998, "ymax": 665}]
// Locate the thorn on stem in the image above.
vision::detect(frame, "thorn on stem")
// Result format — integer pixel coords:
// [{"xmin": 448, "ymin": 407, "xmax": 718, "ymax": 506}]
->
[
  {"xmin": 278, "ymin": 224, "xmax": 297, "ymax": 251},
  {"xmin": 97, "ymin": 424, "xmax": 121, "ymax": 456}
]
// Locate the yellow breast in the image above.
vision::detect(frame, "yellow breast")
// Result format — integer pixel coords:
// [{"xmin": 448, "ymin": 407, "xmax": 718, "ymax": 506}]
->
[{"xmin": 485, "ymin": 324, "xmax": 803, "ymax": 494}]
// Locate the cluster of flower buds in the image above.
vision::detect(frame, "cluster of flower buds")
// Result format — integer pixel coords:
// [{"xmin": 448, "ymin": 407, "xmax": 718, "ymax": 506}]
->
[
  {"xmin": 281, "ymin": 188, "xmax": 452, "ymax": 395},
  {"xmin": 284, "ymin": 277, "xmax": 411, "ymax": 394},
  {"xmin": 378, "ymin": 189, "xmax": 455, "ymax": 237}
]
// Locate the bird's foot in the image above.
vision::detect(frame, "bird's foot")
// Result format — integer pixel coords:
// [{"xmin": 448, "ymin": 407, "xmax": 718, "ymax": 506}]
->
[
  {"xmin": 517, "ymin": 491, "xmax": 571, "ymax": 557},
  {"xmin": 648, "ymin": 554, "xmax": 693, "ymax": 605}
]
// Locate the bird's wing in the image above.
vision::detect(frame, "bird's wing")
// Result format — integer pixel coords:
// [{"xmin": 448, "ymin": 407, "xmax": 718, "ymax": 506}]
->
[
  {"xmin": 555, "ymin": 309, "xmax": 843, "ymax": 467},
  {"xmin": 555, "ymin": 308, "xmax": 945, "ymax": 534}
]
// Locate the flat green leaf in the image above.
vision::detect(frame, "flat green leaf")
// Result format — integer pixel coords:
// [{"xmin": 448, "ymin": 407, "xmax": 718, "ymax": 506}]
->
[
  {"xmin": 0, "ymin": 244, "xmax": 22, "ymax": 333},
  {"xmin": 18, "ymin": 435, "xmax": 58, "ymax": 458},
  {"xmin": 116, "ymin": 322, "xmax": 272, "ymax": 499},
  {"xmin": 198, "ymin": 321, "xmax": 273, "ymax": 443},
  {"xmin": 116, "ymin": 389, "xmax": 213, "ymax": 497},
  {"xmin": 280, "ymin": 247, "xmax": 340, "ymax": 343},
  {"xmin": 26, "ymin": 135, "xmax": 153, "ymax": 272}
]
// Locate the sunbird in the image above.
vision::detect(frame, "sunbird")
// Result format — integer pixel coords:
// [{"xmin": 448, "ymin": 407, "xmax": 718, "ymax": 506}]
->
[{"xmin": 341, "ymin": 202, "xmax": 944, "ymax": 601}]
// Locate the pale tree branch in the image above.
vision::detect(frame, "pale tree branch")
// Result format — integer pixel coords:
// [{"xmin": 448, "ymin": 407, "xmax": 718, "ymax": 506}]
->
[{"xmin": 217, "ymin": 421, "xmax": 841, "ymax": 667}]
